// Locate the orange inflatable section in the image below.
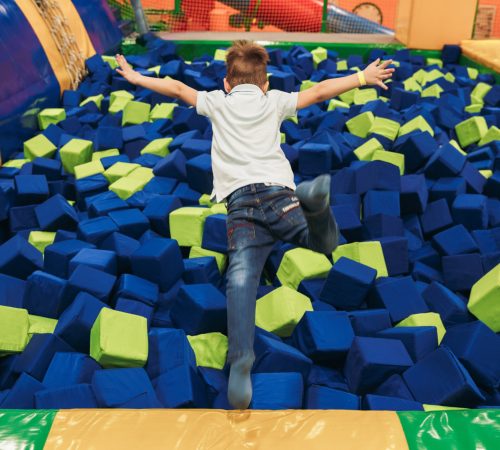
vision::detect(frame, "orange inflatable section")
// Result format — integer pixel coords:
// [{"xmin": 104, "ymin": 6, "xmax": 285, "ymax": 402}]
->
[{"xmin": 44, "ymin": 409, "xmax": 409, "ymax": 450}]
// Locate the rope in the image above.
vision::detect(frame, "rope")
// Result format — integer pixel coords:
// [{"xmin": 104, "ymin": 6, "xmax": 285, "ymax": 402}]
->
[{"xmin": 31, "ymin": 0, "xmax": 87, "ymax": 89}]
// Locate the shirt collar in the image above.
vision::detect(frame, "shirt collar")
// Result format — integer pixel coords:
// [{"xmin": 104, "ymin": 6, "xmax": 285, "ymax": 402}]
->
[{"xmin": 229, "ymin": 83, "xmax": 265, "ymax": 95}]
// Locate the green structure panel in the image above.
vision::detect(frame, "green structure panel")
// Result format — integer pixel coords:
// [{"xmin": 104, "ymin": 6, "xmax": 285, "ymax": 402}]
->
[
  {"xmin": 0, "ymin": 409, "xmax": 58, "ymax": 450},
  {"xmin": 398, "ymin": 410, "xmax": 500, "ymax": 450}
]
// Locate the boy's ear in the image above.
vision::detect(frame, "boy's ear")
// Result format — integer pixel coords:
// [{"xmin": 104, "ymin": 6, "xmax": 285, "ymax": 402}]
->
[{"xmin": 223, "ymin": 77, "xmax": 232, "ymax": 93}]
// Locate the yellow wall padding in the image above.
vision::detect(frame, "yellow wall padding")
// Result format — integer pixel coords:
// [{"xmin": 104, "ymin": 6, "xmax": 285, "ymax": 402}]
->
[
  {"xmin": 44, "ymin": 409, "xmax": 409, "ymax": 450},
  {"xmin": 395, "ymin": 0, "xmax": 478, "ymax": 50},
  {"xmin": 14, "ymin": 0, "xmax": 96, "ymax": 94},
  {"xmin": 461, "ymin": 39, "xmax": 500, "ymax": 73}
]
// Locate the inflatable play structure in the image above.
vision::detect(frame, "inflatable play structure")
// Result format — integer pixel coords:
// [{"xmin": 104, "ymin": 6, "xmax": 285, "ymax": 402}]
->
[{"xmin": 0, "ymin": 0, "xmax": 500, "ymax": 448}]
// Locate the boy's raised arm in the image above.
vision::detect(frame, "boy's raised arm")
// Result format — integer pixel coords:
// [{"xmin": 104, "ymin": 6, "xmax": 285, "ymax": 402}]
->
[
  {"xmin": 115, "ymin": 54, "xmax": 198, "ymax": 107},
  {"xmin": 296, "ymin": 58, "xmax": 394, "ymax": 110}
]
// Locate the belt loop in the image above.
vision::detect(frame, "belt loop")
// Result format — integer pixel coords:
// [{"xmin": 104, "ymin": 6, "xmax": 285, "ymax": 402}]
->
[{"xmin": 251, "ymin": 184, "xmax": 256, "ymax": 193}]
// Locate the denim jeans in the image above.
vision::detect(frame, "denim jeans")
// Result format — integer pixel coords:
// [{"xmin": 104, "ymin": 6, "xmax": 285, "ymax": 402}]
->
[{"xmin": 224, "ymin": 182, "xmax": 339, "ymax": 366}]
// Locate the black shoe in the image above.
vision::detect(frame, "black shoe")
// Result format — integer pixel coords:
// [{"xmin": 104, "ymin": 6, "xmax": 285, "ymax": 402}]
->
[
  {"xmin": 295, "ymin": 174, "xmax": 331, "ymax": 213},
  {"xmin": 227, "ymin": 356, "xmax": 253, "ymax": 409}
]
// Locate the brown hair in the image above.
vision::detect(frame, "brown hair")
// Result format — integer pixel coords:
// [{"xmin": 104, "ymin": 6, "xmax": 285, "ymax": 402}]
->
[{"xmin": 225, "ymin": 40, "xmax": 269, "ymax": 88}]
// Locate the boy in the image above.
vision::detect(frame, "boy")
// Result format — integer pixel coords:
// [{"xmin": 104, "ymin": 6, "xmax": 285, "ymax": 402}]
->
[{"xmin": 116, "ymin": 41, "xmax": 393, "ymax": 409}]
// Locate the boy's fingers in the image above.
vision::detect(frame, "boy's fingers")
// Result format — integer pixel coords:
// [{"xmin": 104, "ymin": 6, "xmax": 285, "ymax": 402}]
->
[
  {"xmin": 377, "ymin": 80, "xmax": 388, "ymax": 90},
  {"xmin": 380, "ymin": 59, "xmax": 393, "ymax": 69}
]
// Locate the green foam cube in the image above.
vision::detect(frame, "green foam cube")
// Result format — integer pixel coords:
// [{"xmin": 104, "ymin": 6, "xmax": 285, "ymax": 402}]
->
[
  {"xmin": 444, "ymin": 72, "xmax": 456, "ymax": 83},
  {"xmin": 403, "ymin": 78, "xmax": 422, "ymax": 92},
  {"xmin": 413, "ymin": 69, "xmax": 426, "ymax": 85},
  {"xmin": 449, "ymin": 140, "xmax": 467, "ymax": 155},
  {"xmin": 426, "ymin": 58, "xmax": 443, "ymax": 68},
  {"xmin": 109, "ymin": 96, "xmax": 133, "ymax": 114},
  {"xmin": 333, "ymin": 242, "xmax": 388, "ymax": 278},
  {"xmin": 110, "ymin": 90, "xmax": 134, "ymax": 105},
  {"xmin": 353, "ymin": 88, "xmax": 378, "ymax": 105},
  {"xmin": 92, "ymin": 149, "xmax": 120, "ymax": 161},
  {"xmin": 108, "ymin": 175, "xmax": 148, "ymax": 200},
  {"xmin": 327, "ymin": 99, "xmax": 350, "ymax": 111},
  {"xmin": 422, "ymin": 84, "xmax": 443, "ymax": 98},
  {"xmin": 148, "ymin": 65, "xmax": 161, "ymax": 76},
  {"xmin": 189, "ymin": 246, "xmax": 227, "ymax": 273},
  {"xmin": 140, "ymin": 138, "xmax": 172, "ymax": 157},
  {"xmin": 311, "ymin": 46, "xmax": 327, "ymax": 67},
  {"xmin": 24, "ymin": 134, "xmax": 57, "ymax": 161},
  {"xmin": 423, "ymin": 405, "xmax": 465, "ymax": 412},
  {"xmin": 59, "ymin": 139, "xmax": 93, "ymax": 174},
  {"xmin": 465, "ymin": 104, "xmax": 483, "ymax": 114},
  {"xmin": 423, "ymin": 69, "xmax": 444, "ymax": 85},
  {"xmin": 353, "ymin": 138, "xmax": 384, "ymax": 161},
  {"xmin": 398, "ymin": 116, "xmax": 434, "ymax": 137},
  {"xmin": 478, "ymin": 126, "xmax": 500, "ymax": 147},
  {"xmin": 199, "ymin": 194, "xmax": 214, "ymax": 207},
  {"xmin": 471, "ymin": 82, "xmax": 492, "ymax": 102},
  {"xmin": 187, "ymin": 332, "xmax": 228, "ymax": 369},
  {"xmin": 3, "ymin": 159, "xmax": 29, "ymax": 169},
  {"xmin": 90, "ymin": 308, "xmax": 148, "ymax": 368},
  {"xmin": 209, "ymin": 203, "xmax": 227, "ymax": 215},
  {"xmin": 28, "ymin": 314, "xmax": 57, "ymax": 341},
  {"xmin": 346, "ymin": 112, "xmax": 375, "ymax": 138},
  {"xmin": 0, "ymin": 306, "xmax": 29, "ymax": 355},
  {"xmin": 122, "ymin": 101, "xmax": 151, "ymax": 126},
  {"xmin": 300, "ymin": 80, "xmax": 318, "ymax": 92},
  {"xmin": 372, "ymin": 150, "xmax": 405, "ymax": 175},
  {"xmin": 28, "ymin": 231, "xmax": 56, "ymax": 254},
  {"xmin": 255, "ymin": 286, "xmax": 313, "ymax": 337},
  {"xmin": 74, "ymin": 159, "xmax": 105, "ymax": 179},
  {"xmin": 214, "ymin": 49, "xmax": 227, "ymax": 61},
  {"xmin": 337, "ymin": 60, "xmax": 348, "ymax": 71},
  {"xmin": 80, "ymin": 94, "xmax": 104, "ymax": 109},
  {"xmin": 396, "ymin": 312, "xmax": 446, "ymax": 344},
  {"xmin": 339, "ymin": 88, "xmax": 358, "ymax": 105},
  {"xmin": 276, "ymin": 248, "xmax": 331, "ymax": 290},
  {"xmin": 102, "ymin": 55, "xmax": 119, "ymax": 69},
  {"xmin": 128, "ymin": 166, "xmax": 154, "ymax": 183},
  {"xmin": 369, "ymin": 117, "xmax": 400, "ymax": 141},
  {"xmin": 150, "ymin": 103, "xmax": 177, "ymax": 121},
  {"xmin": 103, "ymin": 162, "xmax": 140, "ymax": 183},
  {"xmin": 467, "ymin": 67, "xmax": 479, "ymax": 80},
  {"xmin": 38, "ymin": 108, "xmax": 66, "ymax": 130},
  {"xmin": 455, "ymin": 116, "xmax": 488, "ymax": 148},
  {"xmin": 169, "ymin": 207, "xmax": 212, "ymax": 247},
  {"xmin": 468, "ymin": 263, "xmax": 500, "ymax": 332}
]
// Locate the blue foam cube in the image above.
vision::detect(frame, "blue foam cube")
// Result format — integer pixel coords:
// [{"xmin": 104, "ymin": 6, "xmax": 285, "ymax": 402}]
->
[
  {"xmin": 452, "ymin": 194, "xmax": 488, "ymax": 230},
  {"xmin": 92, "ymin": 368, "xmax": 161, "ymax": 408},
  {"xmin": 253, "ymin": 333, "xmax": 312, "ymax": 381},
  {"xmin": 377, "ymin": 327, "xmax": 438, "ymax": 362},
  {"xmin": 442, "ymin": 321, "xmax": 500, "ymax": 389},
  {"xmin": 442, "ymin": 253, "xmax": 484, "ymax": 292},
  {"xmin": 250, "ymin": 372, "xmax": 303, "ymax": 410},
  {"xmin": 43, "ymin": 239, "xmax": 95, "ymax": 278},
  {"xmin": 14, "ymin": 333, "xmax": 74, "ymax": 381},
  {"xmin": 403, "ymin": 347, "xmax": 485, "ymax": 407},
  {"xmin": 432, "ymin": 224, "xmax": 479, "ymax": 256},
  {"xmin": 0, "ymin": 273, "xmax": 26, "ymax": 308},
  {"xmin": 348, "ymin": 309, "xmax": 392, "ymax": 336},
  {"xmin": 420, "ymin": 199, "xmax": 453, "ymax": 236},
  {"xmin": 305, "ymin": 385, "xmax": 359, "ymax": 410},
  {"xmin": 43, "ymin": 352, "xmax": 100, "ymax": 388},
  {"xmin": 0, "ymin": 235, "xmax": 43, "ymax": 279},
  {"xmin": 170, "ymin": 283, "xmax": 227, "ymax": 335},
  {"xmin": 422, "ymin": 281, "xmax": 469, "ymax": 325},
  {"xmin": 66, "ymin": 264, "xmax": 116, "ymax": 303},
  {"xmin": 101, "ymin": 232, "xmax": 141, "ymax": 274},
  {"xmin": 14, "ymin": 175, "xmax": 49, "ymax": 205},
  {"xmin": 320, "ymin": 257, "xmax": 376, "ymax": 310},
  {"xmin": 77, "ymin": 216, "xmax": 119, "ymax": 245},
  {"xmin": 344, "ymin": 336, "xmax": 413, "ymax": 394},
  {"xmin": 35, "ymin": 193, "xmax": 79, "ymax": 231},
  {"xmin": 423, "ymin": 143, "xmax": 466, "ymax": 179},
  {"xmin": 69, "ymin": 248, "xmax": 117, "ymax": 275},
  {"xmin": 185, "ymin": 154, "xmax": 213, "ymax": 194},
  {"xmin": 108, "ymin": 208, "xmax": 150, "ymax": 239},
  {"xmin": 22, "ymin": 270, "xmax": 68, "ymax": 318},
  {"xmin": 400, "ymin": 175, "xmax": 428, "ymax": 214},
  {"xmin": 182, "ymin": 257, "xmax": 221, "ymax": 287},
  {"xmin": 131, "ymin": 237, "xmax": 184, "ymax": 291},
  {"xmin": 291, "ymin": 311, "xmax": 354, "ymax": 364},
  {"xmin": 363, "ymin": 394, "xmax": 423, "ymax": 411},
  {"xmin": 373, "ymin": 373, "xmax": 414, "ymax": 400},
  {"xmin": 394, "ymin": 131, "xmax": 436, "ymax": 172},
  {"xmin": 370, "ymin": 276, "xmax": 429, "ymax": 322},
  {"xmin": 0, "ymin": 373, "xmax": 44, "ymax": 408},
  {"xmin": 35, "ymin": 384, "xmax": 98, "ymax": 409},
  {"xmin": 298, "ymin": 143, "xmax": 332, "ymax": 175}
]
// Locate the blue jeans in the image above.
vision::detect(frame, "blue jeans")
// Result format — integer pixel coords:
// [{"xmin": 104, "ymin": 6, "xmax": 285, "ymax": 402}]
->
[{"xmin": 224, "ymin": 182, "xmax": 339, "ymax": 366}]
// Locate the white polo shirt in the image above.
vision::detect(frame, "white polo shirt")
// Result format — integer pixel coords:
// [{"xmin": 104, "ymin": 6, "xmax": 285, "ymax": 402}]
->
[{"xmin": 196, "ymin": 84, "xmax": 298, "ymax": 203}]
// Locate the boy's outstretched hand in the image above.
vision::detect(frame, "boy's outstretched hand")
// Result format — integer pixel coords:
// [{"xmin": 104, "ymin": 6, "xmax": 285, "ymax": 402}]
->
[
  {"xmin": 115, "ymin": 54, "xmax": 142, "ymax": 85},
  {"xmin": 363, "ymin": 58, "xmax": 395, "ymax": 90}
]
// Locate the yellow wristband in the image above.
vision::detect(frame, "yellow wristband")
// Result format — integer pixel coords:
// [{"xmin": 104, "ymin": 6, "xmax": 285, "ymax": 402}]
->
[{"xmin": 357, "ymin": 71, "xmax": 366, "ymax": 87}]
